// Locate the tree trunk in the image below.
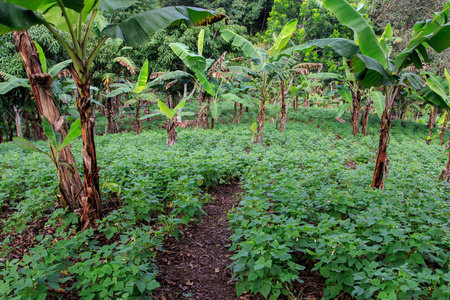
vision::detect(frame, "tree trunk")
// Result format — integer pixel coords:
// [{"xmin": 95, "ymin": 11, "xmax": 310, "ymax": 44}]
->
[
  {"xmin": 13, "ymin": 30, "xmax": 85, "ymax": 216},
  {"xmin": 195, "ymin": 91, "xmax": 204, "ymax": 130},
  {"xmin": 371, "ymin": 88, "xmax": 398, "ymax": 189},
  {"xmin": 351, "ymin": 90, "xmax": 361, "ymax": 135},
  {"xmin": 202, "ymin": 97, "xmax": 210, "ymax": 130},
  {"xmin": 105, "ymin": 80, "xmax": 119, "ymax": 134},
  {"xmin": 256, "ymin": 93, "xmax": 266, "ymax": 143},
  {"xmin": 211, "ymin": 117, "xmax": 215, "ymax": 129},
  {"xmin": 440, "ymin": 111, "xmax": 449, "ymax": 146},
  {"xmin": 427, "ymin": 107, "xmax": 438, "ymax": 145},
  {"xmin": 295, "ymin": 96, "xmax": 299, "ymax": 112},
  {"xmin": 71, "ymin": 69, "xmax": 102, "ymax": 229},
  {"xmin": 232, "ymin": 102, "xmax": 237, "ymax": 124},
  {"xmin": 13, "ymin": 105, "xmax": 23, "ymax": 138},
  {"xmin": 280, "ymin": 81, "xmax": 287, "ymax": 132},
  {"xmin": 361, "ymin": 101, "xmax": 372, "ymax": 136},
  {"xmin": 31, "ymin": 111, "xmax": 41, "ymax": 140},
  {"xmin": 24, "ymin": 111, "xmax": 31, "ymax": 139},
  {"xmin": 238, "ymin": 103, "xmax": 243, "ymax": 124},
  {"xmin": 166, "ymin": 120, "xmax": 178, "ymax": 146},
  {"xmin": 135, "ymin": 102, "xmax": 141, "ymax": 135},
  {"xmin": 7, "ymin": 116, "xmax": 14, "ymax": 141},
  {"xmin": 303, "ymin": 95, "xmax": 310, "ymax": 107}
]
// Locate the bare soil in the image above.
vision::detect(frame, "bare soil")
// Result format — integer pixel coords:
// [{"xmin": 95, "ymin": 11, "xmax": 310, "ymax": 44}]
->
[{"xmin": 152, "ymin": 183, "xmax": 245, "ymax": 300}]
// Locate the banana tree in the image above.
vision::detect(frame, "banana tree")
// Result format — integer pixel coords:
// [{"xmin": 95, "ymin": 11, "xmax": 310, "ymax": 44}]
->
[
  {"xmin": 107, "ymin": 60, "xmax": 156, "ymax": 135},
  {"xmin": 222, "ymin": 19, "xmax": 313, "ymax": 143},
  {"xmin": 0, "ymin": 0, "xmax": 226, "ymax": 226},
  {"xmin": 169, "ymin": 30, "xmax": 218, "ymax": 129},
  {"xmin": 141, "ymin": 97, "xmax": 193, "ymax": 146},
  {"xmin": 309, "ymin": 0, "xmax": 450, "ymax": 189},
  {"xmin": 169, "ymin": 33, "xmax": 250, "ymax": 129},
  {"xmin": 414, "ymin": 70, "xmax": 450, "ymax": 180}
]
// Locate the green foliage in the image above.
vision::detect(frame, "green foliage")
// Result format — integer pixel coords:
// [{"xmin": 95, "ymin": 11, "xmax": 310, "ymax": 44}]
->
[{"xmin": 262, "ymin": 0, "xmax": 354, "ymax": 72}]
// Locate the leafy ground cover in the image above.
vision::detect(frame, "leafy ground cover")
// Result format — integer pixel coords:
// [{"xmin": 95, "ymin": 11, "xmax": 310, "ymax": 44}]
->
[{"xmin": 0, "ymin": 106, "xmax": 449, "ymax": 299}]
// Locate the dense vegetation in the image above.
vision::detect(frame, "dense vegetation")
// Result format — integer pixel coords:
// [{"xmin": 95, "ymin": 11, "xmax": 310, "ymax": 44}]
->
[{"xmin": 1, "ymin": 0, "xmax": 450, "ymax": 299}]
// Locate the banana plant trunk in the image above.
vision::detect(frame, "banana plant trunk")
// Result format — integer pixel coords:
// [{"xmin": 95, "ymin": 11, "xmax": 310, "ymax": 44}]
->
[
  {"xmin": 256, "ymin": 92, "xmax": 266, "ymax": 143},
  {"xmin": 24, "ymin": 111, "xmax": 31, "ymax": 139},
  {"xmin": 105, "ymin": 81, "xmax": 119, "ymax": 134},
  {"xmin": 167, "ymin": 119, "xmax": 178, "ymax": 146},
  {"xmin": 195, "ymin": 90, "xmax": 204, "ymax": 130},
  {"xmin": 280, "ymin": 81, "xmax": 287, "ymax": 132},
  {"xmin": 351, "ymin": 90, "xmax": 361, "ymax": 135},
  {"xmin": 134, "ymin": 102, "xmax": 141, "ymax": 135},
  {"xmin": 238, "ymin": 103, "xmax": 243, "ymax": 123},
  {"xmin": 361, "ymin": 101, "xmax": 372, "ymax": 136},
  {"xmin": 13, "ymin": 105, "xmax": 23, "ymax": 138},
  {"xmin": 303, "ymin": 94, "xmax": 310, "ymax": 107},
  {"xmin": 13, "ymin": 30, "xmax": 86, "ymax": 214},
  {"xmin": 427, "ymin": 107, "xmax": 438, "ymax": 145},
  {"xmin": 440, "ymin": 111, "xmax": 449, "ymax": 146},
  {"xmin": 71, "ymin": 70, "xmax": 102, "ymax": 227},
  {"xmin": 294, "ymin": 96, "xmax": 299, "ymax": 112},
  {"xmin": 232, "ymin": 102, "xmax": 237, "ymax": 124},
  {"xmin": 372, "ymin": 88, "xmax": 397, "ymax": 189},
  {"xmin": 202, "ymin": 97, "xmax": 210, "ymax": 130}
]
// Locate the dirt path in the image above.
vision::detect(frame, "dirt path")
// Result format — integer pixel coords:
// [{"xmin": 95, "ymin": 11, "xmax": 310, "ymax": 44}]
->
[{"xmin": 152, "ymin": 183, "xmax": 244, "ymax": 300}]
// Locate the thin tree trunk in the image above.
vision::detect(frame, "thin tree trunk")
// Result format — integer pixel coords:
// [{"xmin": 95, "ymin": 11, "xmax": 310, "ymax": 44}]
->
[
  {"xmin": 24, "ymin": 111, "xmax": 31, "ymax": 139},
  {"xmin": 371, "ymin": 88, "xmax": 398, "ymax": 189},
  {"xmin": 256, "ymin": 93, "xmax": 266, "ymax": 143},
  {"xmin": 202, "ymin": 97, "xmax": 210, "ymax": 130},
  {"xmin": 195, "ymin": 91, "xmax": 204, "ymax": 130},
  {"xmin": 232, "ymin": 102, "xmax": 237, "ymax": 124},
  {"xmin": 238, "ymin": 103, "xmax": 243, "ymax": 124},
  {"xmin": 13, "ymin": 105, "xmax": 23, "ymax": 138},
  {"xmin": 351, "ymin": 90, "xmax": 361, "ymax": 135},
  {"xmin": 135, "ymin": 102, "xmax": 141, "ymax": 135},
  {"xmin": 31, "ymin": 111, "xmax": 41, "ymax": 140},
  {"xmin": 440, "ymin": 111, "xmax": 449, "ymax": 146},
  {"xmin": 7, "ymin": 115, "xmax": 14, "ymax": 141},
  {"xmin": 361, "ymin": 101, "xmax": 372, "ymax": 136},
  {"xmin": 303, "ymin": 95, "xmax": 310, "ymax": 107},
  {"xmin": 167, "ymin": 119, "xmax": 178, "ymax": 146},
  {"xmin": 105, "ymin": 80, "xmax": 119, "ymax": 134},
  {"xmin": 13, "ymin": 30, "xmax": 85, "ymax": 215},
  {"xmin": 427, "ymin": 107, "xmax": 438, "ymax": 145},
  {"xmin": 280, "ymin": 81, "xmax": 287, "ymax": 132},
  {"xmin": 211, "ymin": 117, "xmax": 215, "ymax": 129},
  {"xmin": 71, "ymin": 69, "xmax": 102, "ymax": 229}
]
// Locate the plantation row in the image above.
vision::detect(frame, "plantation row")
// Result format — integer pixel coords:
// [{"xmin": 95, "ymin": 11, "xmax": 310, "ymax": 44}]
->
[{"xmin": 1, "ymin": 107, "xmax": 450, "ymax": 299}]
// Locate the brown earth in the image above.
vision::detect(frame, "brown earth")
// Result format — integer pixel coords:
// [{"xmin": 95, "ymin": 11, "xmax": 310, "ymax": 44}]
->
[{"xmin": 152, "ymin": 183, "xmax": 248, "ymax": 300}]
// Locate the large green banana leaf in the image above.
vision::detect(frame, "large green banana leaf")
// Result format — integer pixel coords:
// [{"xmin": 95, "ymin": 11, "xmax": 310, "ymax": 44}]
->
[
  {"xmin": 306, "ymin": 38, "xmax": 359, "ymax": 59},
  {"xmin": 221, "ymin": 29, "xmax": 263, "ymax": 63},
  {"xmin": 170, "ymin": 43, "xmax": 207, "ymax": 72},
  {"xmin": 395, "ymin": 3, "xmax": 450, "ymax": 70},
  {"xmin": 0, "ymin": 77, "xmax": 30, "ymax": 94},
  {"xmin": 370, "ymin": 91, "xmax": 385, "ymax": 118},
  {"xmin": 0, "ymin": 1, "xmax": 45, "ymax": 33},
  {"xmin": 4, "ymin": 0, "xmax": 84, "ymax": 12},
  {"xmin": 0, "ymin": 2, "xmax": 226, "ymax": 47},
  {"xmin": 134, "ymin": 60, "xmax": 149, "ymax": 94},
  {"xmin": 104, "ymin": 7, "xmax": 226, "ymax": 46},
  {"xmin": 269, "ymin": 19, "xmax": 298, "ymax": 57},
  {"xmin": 349, "ymin": 54, "xmax": 395, "ymax": 87},
  {"xmin": 322, "ymin": 0, "xmax": 386, "ymax": 67}
]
